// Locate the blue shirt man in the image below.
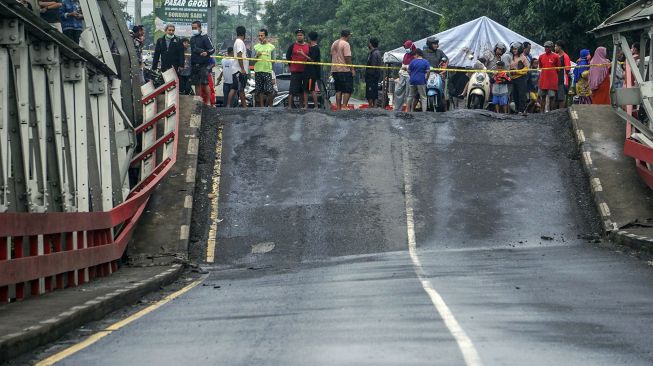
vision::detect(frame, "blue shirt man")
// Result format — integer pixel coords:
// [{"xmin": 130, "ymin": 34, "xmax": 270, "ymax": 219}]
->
[{"xmin": 407, "ymin": 49, "xmax": 430, "ymax": 112}]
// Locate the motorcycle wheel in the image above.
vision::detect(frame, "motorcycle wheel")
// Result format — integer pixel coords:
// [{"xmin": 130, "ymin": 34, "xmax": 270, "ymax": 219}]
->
[
  {"xmin": 470, "ymin": 94, "xmax": 483, "ymax": 110},
  {"xmin": 428, "ymin": 95, "xmax": 437, "ymax": 112},
  {"xmin": 436, "ymin": 94, "xmax": 445, "ymax": 112}
]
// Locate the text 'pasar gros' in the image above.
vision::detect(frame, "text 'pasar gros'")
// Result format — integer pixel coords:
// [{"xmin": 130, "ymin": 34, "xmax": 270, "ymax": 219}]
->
[{"xmin": 164, "ymin": 0, "xmax": 208, "ymax": 8}]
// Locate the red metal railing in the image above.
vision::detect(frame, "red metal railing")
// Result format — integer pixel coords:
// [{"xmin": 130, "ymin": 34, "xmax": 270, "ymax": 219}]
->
[
  {"xmin": 0, "ymin": 74, "xmax": 180, "ymax": 303},
  {"xmin": 622, "ymin": 63, "xmax": 653, "ymax": 189}
]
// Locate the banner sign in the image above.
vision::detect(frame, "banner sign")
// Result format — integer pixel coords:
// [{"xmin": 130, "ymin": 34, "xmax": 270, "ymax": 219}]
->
[{"xmin": 153, "ymin": 0, "xmax": 209, "ymax": 37}]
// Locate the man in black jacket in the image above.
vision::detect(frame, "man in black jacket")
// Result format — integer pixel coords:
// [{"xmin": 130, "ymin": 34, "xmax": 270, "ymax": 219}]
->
[
  {"xmin": 190, "ymin": 21, "xmax": 215, "ymax": 105},
  {"xmin": 365, "ymin": 37, "xmax": 382, "ymax": 108},
  {"xmin": 152, "ymin": 24, "xmax": 185, "ymax": 73}
]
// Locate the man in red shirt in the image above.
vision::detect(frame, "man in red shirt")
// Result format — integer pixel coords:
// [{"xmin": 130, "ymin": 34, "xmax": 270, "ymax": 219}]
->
[
  {"xmin": 286, "ymin": 29, "xmax": 310, "ymax": 109},
  {"xmin": 538, "ymin": 41, "xmax": 560, "ymax": 113},
  {"xmin": 555, "ymin": 40, "xmax": 572, "ymax": 109}
]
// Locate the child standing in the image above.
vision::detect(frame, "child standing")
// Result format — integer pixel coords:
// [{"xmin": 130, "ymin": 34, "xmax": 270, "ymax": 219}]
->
[
  {"xmin": 217, "ymin": 47, "xmax": 236, "ymax": 107},
  {"xmin": 526, "ymin": 58, "xmax": 541, "ymax": 113},
  {"xmin": 492, "ymin": 61, "xmax": 511, "ymax": 113},
  {"xmin": 575, "ymin": 70, "xmax": 592, "ymax": 105},
  {"xmin": 179, "ymin": 38, "xmax": 193, "ymax": 95}
]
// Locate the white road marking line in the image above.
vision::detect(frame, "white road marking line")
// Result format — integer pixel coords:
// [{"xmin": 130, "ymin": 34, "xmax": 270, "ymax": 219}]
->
[
  {"xmin": 184, "ymin": 195, "xmax": 193, "ymax": 209},
  {"xmin": 571, "ymin": 110, "xmax": 579, "ymax": 120},
  {"xmin": 187, "ymin": 138, "xmax": 199, "ymax": 155},
  {"xmin": 577, "ymin": 129, "xmax": 585, "ymax": 143},
  {"xmin": 185, "ymin": 167, "xmax": 196, "ymax": 183},
  {"xmin": 583, "ymin": 151, "xmax": 592, "ymax": 166},
  {"xmin": 591, "ymin": 178, "xmax": 603, "ymax": 192},
  {"xmin": 189, "ymin": 113, "xmax": 202, "ymax": 128},
  {"xmin": 401, "ymin": 142, "xmax": 483, "ymax": 366},
  {"xmin": 180, "ymin": 225, "xmax": 190, "ymax": 240}
]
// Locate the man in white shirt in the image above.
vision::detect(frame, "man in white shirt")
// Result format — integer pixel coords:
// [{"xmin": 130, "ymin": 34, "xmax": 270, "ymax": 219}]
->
[{"xmin": 227, "ymin": 26, "xmax": 249, "ymax": 108}]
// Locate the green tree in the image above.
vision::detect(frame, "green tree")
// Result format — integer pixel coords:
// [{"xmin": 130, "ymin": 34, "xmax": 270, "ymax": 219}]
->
[
  {"xmin": 435, "ymin": 0, "xmax": 635, "ymax": 56},
  {"xmin": 243, "ymin": 0, "xmax": 262, "ymax": 21},
  {"xmin": 117, "ymin": 1, "xmax": 133, "ymax": 23},
  {"xmin": 262, "ymin": 0, "xmax": 338, "ymax": 53},
  {"xmin": 262, "ymin": 0, "xmax": 639, "ymax": 62},
  {"xmin": 141, "ymin": 13, "xmax": 155, "ymax": 47},
  {"xmin": 327, "ymin": 0, "xmax": 442, "ymax": 64}
]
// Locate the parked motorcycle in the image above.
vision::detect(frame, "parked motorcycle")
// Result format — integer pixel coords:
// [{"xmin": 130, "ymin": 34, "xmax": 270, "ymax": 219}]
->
[
  {"xmin": 426, "ymin": 56, "xmax": 448, "ymax": 112},
  {"xmin": 466, "ymin": 61, "xmax": 491, "ymax": 109},
  {"xmin": 426, "ymin": 72, "xmax": 445, "ymax": 112}
]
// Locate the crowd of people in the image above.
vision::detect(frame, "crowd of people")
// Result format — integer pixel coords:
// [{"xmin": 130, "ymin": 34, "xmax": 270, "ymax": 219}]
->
[
  {"xmin": 395, "ymin": 38, "xmax": 628, "ymax": 114},
  {"xmin": 20, "ymin": 0, "xmax": 633, "ymax": 114}
]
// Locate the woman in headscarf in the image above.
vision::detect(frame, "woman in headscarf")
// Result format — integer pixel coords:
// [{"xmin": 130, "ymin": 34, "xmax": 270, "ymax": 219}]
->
[
  {"xmin": 573, "ymin": 49, "xmax": 591, "ymax": 88},
  {"xmin": 589, "ymin": 46, "xmax": 611, "ymax": 105}
]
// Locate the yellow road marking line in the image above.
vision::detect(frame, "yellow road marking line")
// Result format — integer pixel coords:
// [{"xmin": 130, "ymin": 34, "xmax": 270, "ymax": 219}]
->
[
  {"xmin": 206, "ymin": 126, "xmax": 224, "ymax": 263},
  {"xmin": 35, "ymin": 278, "xmax": 205, "ymax": 366}
]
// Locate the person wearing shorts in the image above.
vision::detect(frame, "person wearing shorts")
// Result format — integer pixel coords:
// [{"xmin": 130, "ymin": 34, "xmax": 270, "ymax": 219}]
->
[
  {"xmin": 231, "ymin": 72, "xmax": 248, "ymax": 94},
  {"xmin": 537, "ymin": 41, "xmax": 559, "ymax": 112},
  {"xmin": 492, "ymin": 61, "xmax": 511, "ymax": 114},
  {"xmin": 190, "ymin": 21, "xmax": 215, "ymax": 105},
  {"xmin": 255, "ymin": 72, "xmax": 274, "ymax": 105},
  {"xmin": 286, "ymin": 29, "xmax": 310, "ymax": 108},
  {"xmin": 304, "ymin": 31, "xmax": 322, "ymax": 108},
  {"xmin": 331, "ymin": 30, "xmax": 355, "ymax": 110},
  {"xmin": 227, "ymin": 26, "xmax": 249, "ymax": 108},
  {"xmin": 254, "ymin": 28, "xmax": 275, "ymax": 106},
  {"xmin": 333, "ymin": 73, "xmax": 353, "ymax": 93},
  {"xmin": 190, "ymin": 61, "xmax": 211, "ymax": 101},
  {"xmin": 365, "ymin": 37, "xmax": 383, "ymax": 107}
]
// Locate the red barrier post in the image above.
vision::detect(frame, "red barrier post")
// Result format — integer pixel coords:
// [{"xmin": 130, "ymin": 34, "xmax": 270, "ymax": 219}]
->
[{"xmin": 0, "ymin": 237, "xmax": 7, "ymax": 302}]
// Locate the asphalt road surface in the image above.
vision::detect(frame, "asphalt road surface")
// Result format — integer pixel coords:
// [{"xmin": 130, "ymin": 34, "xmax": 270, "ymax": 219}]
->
[{"xmin": 52, "ymin": 109, "xmax": 653, "ymax": 365}]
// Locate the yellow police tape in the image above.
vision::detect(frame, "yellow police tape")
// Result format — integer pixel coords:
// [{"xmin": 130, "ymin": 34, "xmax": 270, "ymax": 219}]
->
[
  {"xmin": 161, "ymin": 50, "xmax": 612, "ymax": 74},
  {"xmin": 208, "ymin": 54, "xmax": 611, "ymax": 74}
]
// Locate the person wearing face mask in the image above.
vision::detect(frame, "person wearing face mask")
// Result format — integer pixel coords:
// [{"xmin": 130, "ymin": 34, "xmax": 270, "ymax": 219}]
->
[
  {"xmin": 393, "ymin": 40, "xmax": 416, "ymax": 111},
  {"xmin": 152, "ymin": 24, "xmax": 185, "ymax": 73},
  {"xmin": 402, "ymin": 40, "xmax": 417, "ymax": 66},
  {"xmin": 190, "ymin": 21, "xmax": 215, "ymax": 105},
  {"xmin": 537, "ymin": 40, "xmax": 560, "ymax": 112}
]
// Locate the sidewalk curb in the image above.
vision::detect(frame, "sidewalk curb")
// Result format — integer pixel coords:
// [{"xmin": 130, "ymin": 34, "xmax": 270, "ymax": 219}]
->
[
  {"xmin": 0, "ymin": 264, "xmax": 184, "ymax": 363},
  {"xmin": 568, "ymin": 106, "xmax": 653, "ymax": 254},
  {"xmin": 128, "ymin": 97, "xmax": 203, "ymax": 266}
]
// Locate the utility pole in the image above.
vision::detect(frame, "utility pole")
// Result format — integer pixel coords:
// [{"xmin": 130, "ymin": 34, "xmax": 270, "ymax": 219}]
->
[
  {"xmin": 134, "ymin": 0, "xmax": 142, "ymax": 25},
  {"xmin": 207, "ymin": 0, "xmax": 213, "ymax": 41},
  {"xmin": 398, "ymin": 0, "xmax": 442, "ymax": 17}
]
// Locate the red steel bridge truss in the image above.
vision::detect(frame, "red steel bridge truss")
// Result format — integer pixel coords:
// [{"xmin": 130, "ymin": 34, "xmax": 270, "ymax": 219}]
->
[{"xmin": 0, "ymin": 0, "xmax": 179, "ymax": 302}]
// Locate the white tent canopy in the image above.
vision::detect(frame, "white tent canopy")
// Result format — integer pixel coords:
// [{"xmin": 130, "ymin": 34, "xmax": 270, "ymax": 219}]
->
[{"xmin": 383, "ymin": 16, "xmax": 546, "ymax": 67}]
